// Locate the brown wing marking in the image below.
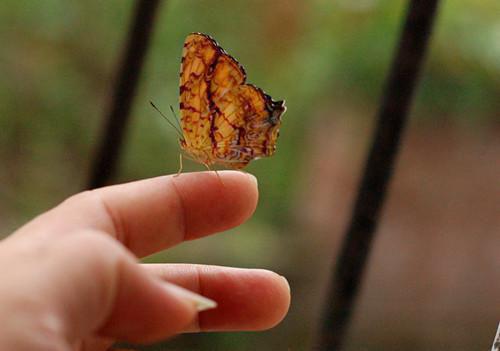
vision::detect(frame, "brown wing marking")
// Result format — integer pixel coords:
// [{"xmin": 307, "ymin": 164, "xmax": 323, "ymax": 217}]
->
[
  {"xmin": 212, "ymin": 84, "xmax": 285, "ymax": 169},
  {"xmin": 179, "ymin": 33, "xmax": 219, "ymax": 153},
  {"xmin": 179, "ymin": 32, "xmax": 286, "ymax": 169}
]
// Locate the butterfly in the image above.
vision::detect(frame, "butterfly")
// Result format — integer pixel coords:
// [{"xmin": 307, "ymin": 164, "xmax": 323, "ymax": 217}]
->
[{"xmin": 177, "ymin": 32, "xmax": 286, "ymax": 170}]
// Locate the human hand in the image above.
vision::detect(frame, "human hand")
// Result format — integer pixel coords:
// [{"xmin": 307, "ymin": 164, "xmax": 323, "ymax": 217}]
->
[{"xmin": 0, "ymin": 171, "xmax": 290, "ymax": 351}]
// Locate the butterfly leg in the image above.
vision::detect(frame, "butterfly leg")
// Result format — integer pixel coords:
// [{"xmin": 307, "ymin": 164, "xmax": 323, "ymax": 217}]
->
[
  {"xmin": 203, "ymin": 162, "xmax": 224, "ymax": 186},
  {"xmin": 175, "ymin": 153, "xmax": 183, "ymax": 177}
]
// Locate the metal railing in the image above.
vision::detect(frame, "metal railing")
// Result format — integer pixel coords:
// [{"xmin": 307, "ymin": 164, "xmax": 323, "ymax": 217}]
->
[
  {"xmin": 316, "ymin": 0, "xmax": 440, "ymax": 349},
  {"xmin": 87, "ymin": 0, "xmax": 162, "ymax": 189}
]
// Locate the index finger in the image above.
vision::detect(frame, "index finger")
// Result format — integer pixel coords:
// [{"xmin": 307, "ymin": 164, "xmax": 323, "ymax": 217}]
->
[{"xmin": 14, "ymin": 171, "xmax": 258, "ymax": 257}]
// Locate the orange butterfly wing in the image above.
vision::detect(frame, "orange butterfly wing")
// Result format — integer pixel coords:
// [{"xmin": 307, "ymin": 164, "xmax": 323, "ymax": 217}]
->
[{"xmin": 179, "ymin": 33, "xmax": 285, "ymax": 169}]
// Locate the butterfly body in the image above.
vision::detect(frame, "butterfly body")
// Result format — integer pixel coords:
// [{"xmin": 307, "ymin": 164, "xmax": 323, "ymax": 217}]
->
[{"xmin": 179, "ymin": 33, "xmax": 286, "ymax": 169}]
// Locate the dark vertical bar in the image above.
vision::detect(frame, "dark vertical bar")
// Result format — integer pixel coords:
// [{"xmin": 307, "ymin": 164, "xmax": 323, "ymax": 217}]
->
[
  {"xmin": 316, "ymin": 0, "xmax": 440, "ymax": 349},
  {"xmin": 87, "ymin": 0, "xmax": 162, "ymax": 189}
]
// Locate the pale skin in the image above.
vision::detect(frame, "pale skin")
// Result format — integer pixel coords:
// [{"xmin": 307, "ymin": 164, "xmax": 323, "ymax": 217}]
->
[{"xmin": 0, "ymin": 171, "xmax": 290, "ymax": 351}]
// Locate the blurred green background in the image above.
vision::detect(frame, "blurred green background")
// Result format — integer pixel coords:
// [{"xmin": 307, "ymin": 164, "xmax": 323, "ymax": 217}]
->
[{"xmin": 0, "ymin": 1, "xmax": 499, "ymax": 350}]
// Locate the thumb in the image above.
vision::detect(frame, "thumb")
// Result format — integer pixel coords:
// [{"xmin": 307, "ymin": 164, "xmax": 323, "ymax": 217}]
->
[
  {"xmin": 0, "ymin": 230, "xmax": 216, "ymax": 348},
  {"xmin": 53, "ymin": 231, "xmax": 216, "ymax": 343}
]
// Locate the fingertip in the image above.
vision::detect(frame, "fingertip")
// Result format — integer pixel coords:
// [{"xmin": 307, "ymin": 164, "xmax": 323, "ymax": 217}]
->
[
  {"xmin": 270, "ymin": 275, "xmax": 291, "ymax": 329},
  {"xmin": 194, "ymin": 268, "xmax": 290, "ymax": 332},
  {"xmin": 143, "ymin": 265, "xmax": 291, "ymax": 332},
  {"xmin": 173, "ymin": 171, "xmax": 259, "ymax": 240},
  {"xmin": 245, "ymin": 172, "xmax": 258, "ymax": 188},
  {"xmin": 248, "ymin": 270, "xmax": 291, "ymax": 330},
  {"xmin": 217, "ymin": 171, "xmax": 259, "ymax": 227}
]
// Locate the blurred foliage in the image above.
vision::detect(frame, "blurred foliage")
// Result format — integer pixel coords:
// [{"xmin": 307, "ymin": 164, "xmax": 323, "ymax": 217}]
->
[{"xmin": 0, "ymin": 0, "xmax": 499, "ymax": 350}]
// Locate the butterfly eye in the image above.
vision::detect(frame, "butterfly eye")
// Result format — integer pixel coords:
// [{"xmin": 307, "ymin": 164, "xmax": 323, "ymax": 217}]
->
[{"xmin": 268, "ymin": 109, "xmax": 283, "ymax": 125}]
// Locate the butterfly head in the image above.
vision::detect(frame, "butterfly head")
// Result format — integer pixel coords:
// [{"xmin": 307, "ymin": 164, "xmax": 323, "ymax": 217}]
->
[{"xmin": 266, "ymin": 99, "xmax": 286, "ymax": 126}]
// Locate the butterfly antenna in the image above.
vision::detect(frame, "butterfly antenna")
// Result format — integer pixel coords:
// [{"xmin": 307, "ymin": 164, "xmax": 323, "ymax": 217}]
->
[
  {"xmin": 150, "ymin": 101, "xmax": 183, "ymax": 139},
  {"xmin": 169, "ymin": 104, "xmax": 183, "ymax": 131}
]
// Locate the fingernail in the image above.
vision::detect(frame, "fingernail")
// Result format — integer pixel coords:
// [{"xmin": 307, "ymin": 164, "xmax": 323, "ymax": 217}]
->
[
  {"xmin": 280, "ymin": 275, "xmax": 291, "ymax": 293},
  {"xmin": 163, "ymin": 283, "xmax": 217, "ymax": 312},
  {"xmin": 247, "ymin": 173, "xmax": 258, "ymax": 187}
]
